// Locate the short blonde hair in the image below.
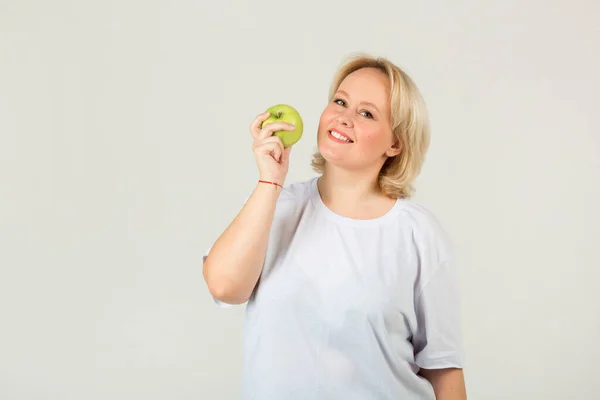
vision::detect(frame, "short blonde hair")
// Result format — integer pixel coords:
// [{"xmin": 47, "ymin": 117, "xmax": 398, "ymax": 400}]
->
[{"xmin": 311, "ymin": 54, "xmax": 431, "ymax": 199}]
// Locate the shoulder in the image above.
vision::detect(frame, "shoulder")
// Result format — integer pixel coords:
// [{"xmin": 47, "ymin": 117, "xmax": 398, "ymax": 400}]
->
[
  {"xmin": 397, "ymin": 199, "xmax": 455, "ymax": 266},
  {"xmin": 262, "ymin": 178, "xmax": 317, "ymax": 246},
  {"xmin": 262, "ymin": 177, "xmax": 317, "ymax": 222},
  {"xmin": 399, "ymin": 200, "xmax": 447, "ymax": 233},
  {"xmin": 276, "ymin": 177, "xmax": 315, "ymax": 205}
]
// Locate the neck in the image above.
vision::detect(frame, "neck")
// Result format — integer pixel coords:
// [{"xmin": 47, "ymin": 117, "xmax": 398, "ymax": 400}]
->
[{"xmin": 317, "ymin": 162, "xmax": 383, "ymax": 206}]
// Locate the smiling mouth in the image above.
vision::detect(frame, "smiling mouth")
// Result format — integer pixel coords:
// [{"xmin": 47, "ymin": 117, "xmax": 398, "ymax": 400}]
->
[{"xmin": 329, "ymin": 130, "xmax": 354, "ymax": 143}]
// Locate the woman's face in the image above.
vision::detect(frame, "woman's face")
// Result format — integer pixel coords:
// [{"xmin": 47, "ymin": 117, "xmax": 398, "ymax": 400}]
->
[{"xmin": 317, "ymin": 67, "xmax": 400, "ymax": 171}]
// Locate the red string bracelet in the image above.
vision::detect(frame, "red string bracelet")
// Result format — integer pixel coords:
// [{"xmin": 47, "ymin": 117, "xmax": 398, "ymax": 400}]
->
[{"xmin": 258, "ymin": 180, "xmax": 283, "ymax": 188}]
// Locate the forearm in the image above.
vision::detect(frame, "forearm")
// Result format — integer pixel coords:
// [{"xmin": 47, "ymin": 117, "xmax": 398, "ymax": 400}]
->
[
  {"xmin": 419, "ymin": 368, "xmax": 467, "ymax": 400},
  {"xmin": 203, "ymin": 182, "xmax": 280, "ymax": 304}
]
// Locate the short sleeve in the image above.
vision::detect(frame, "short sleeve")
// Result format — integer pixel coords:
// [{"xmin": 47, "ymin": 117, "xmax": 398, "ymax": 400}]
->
[{"xmin": 412, "ymin": 259, "xmax": 465, "ymax": 369}]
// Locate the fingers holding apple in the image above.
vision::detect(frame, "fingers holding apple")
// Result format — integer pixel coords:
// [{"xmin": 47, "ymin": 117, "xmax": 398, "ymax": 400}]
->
[
  {"xmin": 257, "ymin": 121, "xmax": 297, "ymax": 142},
  {"xmin": 252, "ymin": 135, "xmax": 289, "ymax": 183},
  {"xmin": 260, "ymin": 104, "xmax": 303, "ymax": 147},
  {"xmin": 253, "ymin": 135, "xmax": 284, "ymax": 161},
  {"xmin": 250, "ymin": 111, "xmax": 271, "ymax": 140},
  {"xmin": 248, "ymin": 104, "xmax": 302, "ymax": 185}
]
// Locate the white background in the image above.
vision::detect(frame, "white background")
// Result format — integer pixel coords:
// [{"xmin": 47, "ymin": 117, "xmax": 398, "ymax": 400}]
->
[{"xmin": 1, "ymin": 0, "xmax": 599, "ymax": 399}]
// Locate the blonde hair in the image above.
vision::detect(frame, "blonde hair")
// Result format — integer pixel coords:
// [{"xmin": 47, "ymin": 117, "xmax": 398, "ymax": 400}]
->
[{"xmin": 311, "ymin": 54, "xmax": 431, "ymax": 199}]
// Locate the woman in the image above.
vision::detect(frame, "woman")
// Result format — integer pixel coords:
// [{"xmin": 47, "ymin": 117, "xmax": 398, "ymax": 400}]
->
[{"xmin": 203, "ymin": 54, "xmax": 467, "ymax": 399}]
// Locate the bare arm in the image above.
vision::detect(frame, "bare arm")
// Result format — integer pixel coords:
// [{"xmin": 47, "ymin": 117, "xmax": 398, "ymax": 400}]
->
[
  {"xmin": 203, "ymin": 182, "xmax": 281, "ymax": 304},
  {"xmin": 202, "ymin": 111, "xmax": 296, "ymax": 305},
  {"xmin": 419, "ymin": 368, "xmax": 467, "ymax": 400}
]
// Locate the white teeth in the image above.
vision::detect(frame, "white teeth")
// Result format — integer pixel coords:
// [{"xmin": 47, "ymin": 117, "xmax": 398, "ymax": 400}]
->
[{"xmin": 331, "ymin": 131, "xmax": 351, "ymax": 142}]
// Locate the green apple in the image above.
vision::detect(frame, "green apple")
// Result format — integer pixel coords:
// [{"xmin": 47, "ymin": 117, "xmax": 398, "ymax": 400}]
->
[{"xmin": 261, "ymin": 104, "xmax": 303, "ymax": 147}]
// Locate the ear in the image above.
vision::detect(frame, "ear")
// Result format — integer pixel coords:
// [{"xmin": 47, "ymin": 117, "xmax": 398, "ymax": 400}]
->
[{"xmin": 385, "ymin": 137, "xmax": 402, "ymax": 157}]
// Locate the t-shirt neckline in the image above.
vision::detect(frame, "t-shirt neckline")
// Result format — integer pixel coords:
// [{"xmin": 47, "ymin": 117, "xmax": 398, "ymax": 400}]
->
[{"xmin": 308, "ymin": 176, "xmax": 405, "ymax": 227}]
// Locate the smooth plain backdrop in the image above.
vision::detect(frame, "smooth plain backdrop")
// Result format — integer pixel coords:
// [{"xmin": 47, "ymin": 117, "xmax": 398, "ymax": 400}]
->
[{"xmin": 1, "ymin": 1, "xmax": 599, "ymax": 399}]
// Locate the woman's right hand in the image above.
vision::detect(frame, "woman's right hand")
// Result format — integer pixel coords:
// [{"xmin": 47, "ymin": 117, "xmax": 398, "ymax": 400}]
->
[{"xmin": 250, "ymin": 111, "xmax": 295, "ymax": 185}]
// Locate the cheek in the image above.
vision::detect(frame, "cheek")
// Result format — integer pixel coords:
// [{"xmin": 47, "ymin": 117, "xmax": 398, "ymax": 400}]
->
[
  {"xmin": 318, "ymin": 107, "xmax": 335, "ymax": 132},
  {"xmin": 356, "ymin": 124, "xmax": 379, "ymax": 142},
  {"xmin": 356, "ymin": 125, "xmax": 392, "ymax": 149}
]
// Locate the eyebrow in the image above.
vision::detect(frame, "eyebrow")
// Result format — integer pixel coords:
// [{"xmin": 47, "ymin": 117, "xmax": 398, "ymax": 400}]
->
[{"xmin": 335, "ymin": 90, "xmax": 380, "ymax": 113}]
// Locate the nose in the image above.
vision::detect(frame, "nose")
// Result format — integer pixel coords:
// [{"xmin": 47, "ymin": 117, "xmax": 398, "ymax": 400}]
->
[{"xmin": 336, "ymin": 107, "xmax": 354, "ymax": 128}]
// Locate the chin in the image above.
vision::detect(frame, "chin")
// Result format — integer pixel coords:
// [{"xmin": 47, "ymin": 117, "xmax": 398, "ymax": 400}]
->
[
  {"xmin": 316, "ymin": 135, "xmax": 337, "ymax": 159},
  {"xmin": 317, "ymin": 142, "xmax": 352, "ymax": 169}
]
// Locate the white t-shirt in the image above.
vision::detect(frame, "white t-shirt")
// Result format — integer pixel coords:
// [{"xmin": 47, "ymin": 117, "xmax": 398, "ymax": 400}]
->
[{"xmin": 203, "ymin": 177, "xmax": 464, "ymax": 399}]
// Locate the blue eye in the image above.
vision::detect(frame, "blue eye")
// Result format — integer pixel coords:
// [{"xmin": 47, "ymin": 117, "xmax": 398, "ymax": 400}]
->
[{"xmin": 334, "ymin": 99, "xmax": 346, "ymax": 106}]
